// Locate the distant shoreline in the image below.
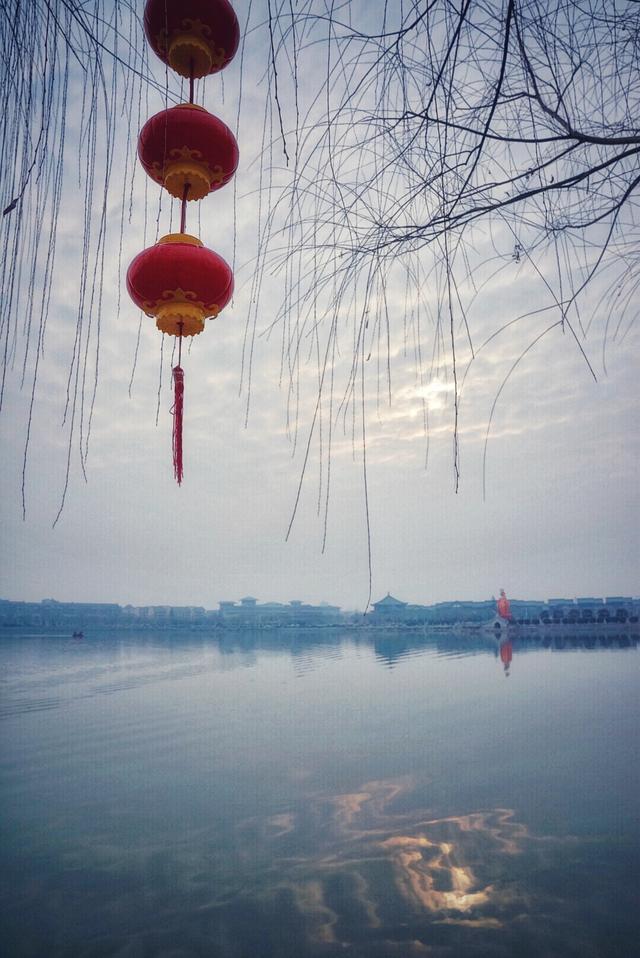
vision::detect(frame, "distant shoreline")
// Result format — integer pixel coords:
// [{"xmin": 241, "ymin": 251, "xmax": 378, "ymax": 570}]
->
[{"xmin": 2, "ymin": 594, "xmax": 638, "ymax": 635}]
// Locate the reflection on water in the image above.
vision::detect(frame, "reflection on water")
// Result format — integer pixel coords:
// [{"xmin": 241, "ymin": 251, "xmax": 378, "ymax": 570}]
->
[
  {"xmin": 241, "ymin": 777, "xmax": 530, "ymax": 946},
  {"xmin": 226, "ymin": 776, "xmax": 633, "ymax": 956},
  {"xmin": 371, "ymin": 630, "xmax": 637, "ymax": 670},
  {"xmin": 0, "ymin": 629, "xmax": 638, "ymax": 957},
  {"xmin": 499, "ymin": 639, "xmax": 513, "ymax": 676}
]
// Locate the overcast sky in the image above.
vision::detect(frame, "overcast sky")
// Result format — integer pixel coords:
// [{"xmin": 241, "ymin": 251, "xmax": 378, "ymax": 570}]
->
[{"xmin": 1, "ymin": 1, "xmax": 638, "ymax": 611}]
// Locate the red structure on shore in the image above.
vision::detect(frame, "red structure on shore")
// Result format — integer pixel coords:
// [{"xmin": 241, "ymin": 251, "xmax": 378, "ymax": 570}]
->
[{"xmin": 497, "ymin": 589, "xmax": 512, "ymax": 621}]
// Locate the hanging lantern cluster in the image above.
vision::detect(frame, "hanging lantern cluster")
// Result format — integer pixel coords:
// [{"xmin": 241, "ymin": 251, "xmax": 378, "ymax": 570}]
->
[{"xmin": 127, "ymin": 0, "xmax": 240, "ymax": 484}]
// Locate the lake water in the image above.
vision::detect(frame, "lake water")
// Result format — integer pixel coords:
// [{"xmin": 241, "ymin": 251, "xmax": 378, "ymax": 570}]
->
[{"xmin": 1, "ymin": 629, "xmax": 638, "ymax": 957}]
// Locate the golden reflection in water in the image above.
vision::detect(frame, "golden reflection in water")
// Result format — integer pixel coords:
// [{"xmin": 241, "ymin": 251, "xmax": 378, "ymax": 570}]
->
[
  {"xmin": 290, "ymin": 880, "xmax": 338, "ymax": 944},
  {"xmin": 381, "ymin": 835, "xmax": 493, "ymax": 915},
  {"xmin": 266, "ymin": 812, "xmax": 296, "ymax": 838},
  {"xmin": 248, "ymin": 778, "xmax": 534, "ymax": 948}
]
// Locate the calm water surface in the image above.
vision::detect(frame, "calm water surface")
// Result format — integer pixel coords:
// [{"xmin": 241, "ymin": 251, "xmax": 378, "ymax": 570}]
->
[{"xmin": 1, "ymin": 629, "xmax": 638, "ymax": 957}]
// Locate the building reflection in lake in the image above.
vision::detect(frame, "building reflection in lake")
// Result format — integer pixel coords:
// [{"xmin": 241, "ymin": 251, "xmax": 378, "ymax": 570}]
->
[
  {"xmin": 369, "ymin": 630, "xmax": 636, "ymax": 670},
  {"xmin": 499, "ymin": 638, "xmax": 513, "ymax": 676}
]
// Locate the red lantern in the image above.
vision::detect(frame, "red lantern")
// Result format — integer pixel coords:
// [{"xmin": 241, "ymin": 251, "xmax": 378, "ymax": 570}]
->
[
  {"xmin": 138, "ymin": 104, "xmax": 238, "ymax": 201},
  {"xmin": 126, "ymin": 233, "xmax": 233, "ymax": 337},
  {"xmin": 131, "ymin": 1, "xmax": 240, "ymax": 485},
  {"xmin": 144, "ymin": 0, "xmax": 240, "ymax": 79}
]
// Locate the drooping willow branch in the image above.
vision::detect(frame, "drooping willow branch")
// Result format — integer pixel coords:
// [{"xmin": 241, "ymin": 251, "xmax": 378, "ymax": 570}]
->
[
  {"xmin": 0, "ymin": 0, "xmax": 164, "ymax": 520},
  {"xmin": 251, "ymin": 0, "xmax": 640, "ymax": 539}
]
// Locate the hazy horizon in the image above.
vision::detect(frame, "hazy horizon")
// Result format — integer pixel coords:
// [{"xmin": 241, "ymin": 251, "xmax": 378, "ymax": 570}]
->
[{"xmin": 2, "ymin": 587, "xmax": 637, "ymax": 613}]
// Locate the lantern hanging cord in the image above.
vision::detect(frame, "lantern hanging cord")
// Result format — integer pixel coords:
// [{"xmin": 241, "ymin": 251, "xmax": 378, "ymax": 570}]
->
[
  {"xmin": 180, "ymin": 181, "xmax": 190, "ymax": 232},
  {"xmin": 180, "ymin": 61, "xmax": 194, "ymax": 234},
  {"xmin": 172, "ymin": 322, "xmax": 185, "ymax": 485}
]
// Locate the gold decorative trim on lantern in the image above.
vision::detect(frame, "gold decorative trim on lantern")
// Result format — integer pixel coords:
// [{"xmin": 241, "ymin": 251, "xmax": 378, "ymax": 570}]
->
[
  {"xmin": 164, "ymin": 161, "xmax": 211, "ymax": 200},
  {"xmin": 156, "ymin": 301, "xmax": 206, "ymax": 337},
  {"xmin": 142, "ymin": 284, "xmax": 221, "ymax": 337},
  {"xmin": 157, "ymin": 233, "xmax": 203, "ymax": 247},
  {"xmin": 150, "ymin": 147, "xmax": 215, "ymax": 200},
  {"xmin": 174, "ymin": 103, "xmax": 206, "ymax": 113},
  {"xmin": 210, "ymin": 164, "xmax": 224, "ymax": 186},
  {"xmin": 156, "ymin": 19, "xmax": 226, "ymax": 78},
  {"xmin": 162, "ymin": 147, "xmax": 212, "ymax": 200}
]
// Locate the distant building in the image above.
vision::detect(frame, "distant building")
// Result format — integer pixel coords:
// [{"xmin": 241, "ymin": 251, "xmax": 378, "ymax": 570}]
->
[
  {"xmin": 508, "ymin": 599, "xmax": 546, "ymax": 621},
  {"xmin": 0, "ymin": 599, "xmax": 210, "ymax": 630},
  {"xmin": 605, "ymin": 596, "xmax": 633, "ymax": 608},
  {"xmin": 370, "ymin": 594, "xmax": 408, "ymax": 623},
  {"xmin": 0, "ymin": 593, "xmax": 637, "ymax": 632},
  {"xmin": 547, "ymin": 599, "xmax": 574, "ymax": 616},
  {"xmin": 431, "ymin": 600, "xmax": 496, "ymax": 624},
  {"xmin": 217, "ymin": 597, "xmax": 341, "ymax": 628},
  {"xmin": 37, "ymin": 600, "xmax": 123, "ymax": 628},
  {"xmin": 368, "ymin": 595, "xmax": 497, "ymax": 626},
  {"xmin": 365, "ymin": 594, "xmax": 639, "ymax": 627}
]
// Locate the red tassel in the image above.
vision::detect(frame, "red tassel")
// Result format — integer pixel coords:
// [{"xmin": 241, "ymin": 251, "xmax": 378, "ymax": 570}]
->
[{"xmin": 171, "ymin": 364, "xmax": 184, "ymax": 485}]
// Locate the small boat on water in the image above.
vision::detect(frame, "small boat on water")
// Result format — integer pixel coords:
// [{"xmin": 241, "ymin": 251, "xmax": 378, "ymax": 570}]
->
[{"xmin": 72, "ymin": 630, "xmax": 84, "ymax": 638}]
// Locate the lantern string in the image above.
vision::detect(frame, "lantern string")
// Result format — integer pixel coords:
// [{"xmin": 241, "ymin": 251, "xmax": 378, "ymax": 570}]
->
[
  {"xmin": 172, "ymin": 320, "xmax": 185, "ymax": 484},
  {"xmin": 180, "ymin": 181, "xmax": 189, "ymax": 232}
]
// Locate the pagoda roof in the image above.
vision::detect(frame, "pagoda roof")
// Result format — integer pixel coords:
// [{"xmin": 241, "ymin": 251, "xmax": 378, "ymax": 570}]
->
[{"xmin": 373, "ymin": 593, "xmax": 407, "ymax": 608}]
